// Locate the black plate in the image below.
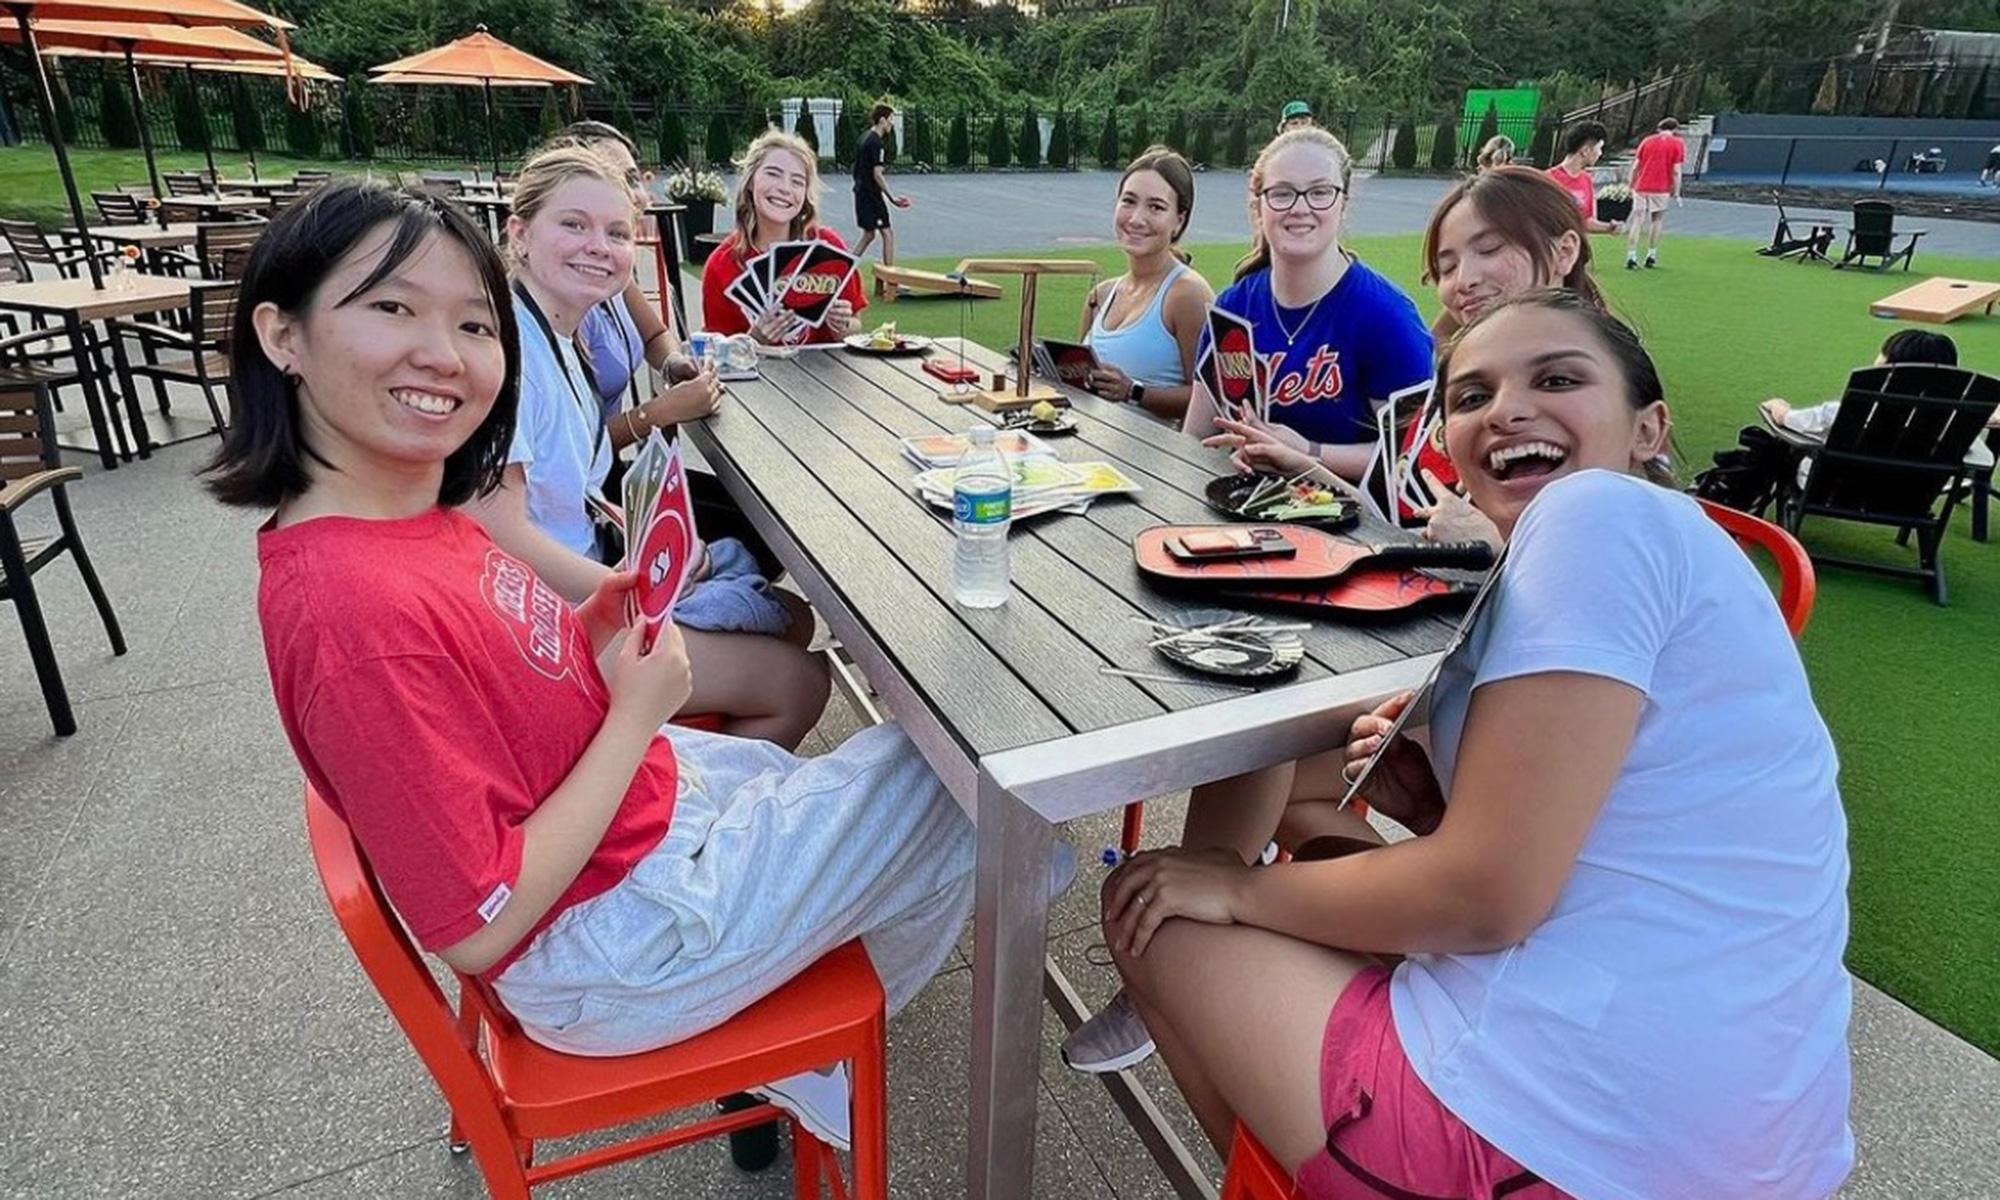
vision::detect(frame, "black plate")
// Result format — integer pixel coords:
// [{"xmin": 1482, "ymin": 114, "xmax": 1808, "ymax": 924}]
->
[
  {"xmin": 1151, "ymin": 608, "xmax": 1304, "ymax": 679},
  {"xmin": 1205, "ymin": 473, "xmax": 1361, "ymax": 531}
]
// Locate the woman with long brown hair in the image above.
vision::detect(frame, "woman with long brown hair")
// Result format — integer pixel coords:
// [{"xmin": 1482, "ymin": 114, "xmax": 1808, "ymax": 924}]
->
[{"xmin": 699, "ymin": 129, "xmax": 866, "ymax": 346}]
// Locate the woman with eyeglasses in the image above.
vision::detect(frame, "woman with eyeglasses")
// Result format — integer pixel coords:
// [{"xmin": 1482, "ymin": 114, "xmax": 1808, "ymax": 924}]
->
[{"xmin": 1184, "ymin": 128, "xmax": 1433, "ymax": 484}]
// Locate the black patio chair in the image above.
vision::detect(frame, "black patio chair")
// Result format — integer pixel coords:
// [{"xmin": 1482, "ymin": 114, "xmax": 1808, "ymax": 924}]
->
[
  {"xmin": 1834, "ymin": 200, "xmax": 1927, "ymax": 271},
  {"xmin": 1755, "ymin": 192, "xmax": 1835, "ymax": 264},
  {"xmin": 1776, "ymin": 364, "xmax": 2000, "ymax": 603},
  {"xmin": 0, "ymin": 382, "xmax": 126, "ymax": 736},
  {"xmin": 194, "ymin": 220, "xmax": 267, "ymax": 281},
  {"xmin": 109, "ymin": 280, "xmax": 238, "ymax": 437},
  {"xmin": 90, "ymin": 190, "xmax": 146, "ymax": 226},
  {"xmin": 0, "ymin": 218, "xmax": 91, "ymax": 281},
  {"xmin": 161, "ymin": 171, "xmax": 209, "ymax": 198}
]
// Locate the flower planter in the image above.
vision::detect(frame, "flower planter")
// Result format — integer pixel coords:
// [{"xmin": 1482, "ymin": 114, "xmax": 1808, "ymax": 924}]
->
[
  {"xmin": 675, "ymin": 199, "xmax": 719, "ymax": 264},
  {"xmin": 1596, "ymin": 195, "xmax": 1634, "ymax": 224}
]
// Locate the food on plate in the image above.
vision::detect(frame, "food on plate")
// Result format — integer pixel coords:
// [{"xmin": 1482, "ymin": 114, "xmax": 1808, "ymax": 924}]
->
[{"xmin": 866, "ymin": 322, "xmax": 902, "ymax": 350}]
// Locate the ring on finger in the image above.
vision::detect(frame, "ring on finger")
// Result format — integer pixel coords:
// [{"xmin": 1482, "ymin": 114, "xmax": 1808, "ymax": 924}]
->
[
  {"xmin": 1341, "ymin": 760, "xmax": 1364, "ymax": 785},
  {"xmin": 1136, "ymin": 893, "xmax": 1149, "ymax": 907}
]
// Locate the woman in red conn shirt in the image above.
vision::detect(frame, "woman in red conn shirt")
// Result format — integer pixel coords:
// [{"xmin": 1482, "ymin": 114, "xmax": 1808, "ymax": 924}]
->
[
  {"xmin": 210, "ymin": 180, "xmax": 975, "ymax": 1150},
  {"xmin": 700, "ymin": 129, "xmax": 866, "ymax": 346}
]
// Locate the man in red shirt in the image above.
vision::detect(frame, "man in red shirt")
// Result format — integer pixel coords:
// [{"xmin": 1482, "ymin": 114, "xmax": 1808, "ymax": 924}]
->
[{"xmin": 1625, "ymin": 117, "xmax": 1686, "ymax": 269}]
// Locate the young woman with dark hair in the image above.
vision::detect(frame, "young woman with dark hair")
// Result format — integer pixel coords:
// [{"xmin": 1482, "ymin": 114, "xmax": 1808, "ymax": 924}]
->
[
  {"xmin": 210, "ymin": 179, "xmax": 988, "ymax": 1152},
  {"xmin": 1092, "ymin": 292, "xmax": 1854, "ymax": 1200},
  {"xmin": 1076, "ymin": 147, "xmax": 1215, "ymax": 422}
]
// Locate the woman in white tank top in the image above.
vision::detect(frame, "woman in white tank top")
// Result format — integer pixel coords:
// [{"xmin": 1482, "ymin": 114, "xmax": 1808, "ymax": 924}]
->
[{"xmin": 1078, "ymin": 148, "xmax": 1214, "ymax": 423}]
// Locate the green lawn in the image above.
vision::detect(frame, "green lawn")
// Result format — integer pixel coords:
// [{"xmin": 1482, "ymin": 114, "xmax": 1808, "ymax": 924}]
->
[
  {"xmin": 874, "ymin": 235, "xmax": 2000, "ymax": 1060},
  {"xmin": 0, "ymin": 146, "xmax": 419, "ymax": 225}
]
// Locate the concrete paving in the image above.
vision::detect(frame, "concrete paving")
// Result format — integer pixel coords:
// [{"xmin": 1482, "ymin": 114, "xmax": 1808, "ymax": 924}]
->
[{"xmin": 2, "ymin": 183, "xmax": 1998, "ymax": 1194}]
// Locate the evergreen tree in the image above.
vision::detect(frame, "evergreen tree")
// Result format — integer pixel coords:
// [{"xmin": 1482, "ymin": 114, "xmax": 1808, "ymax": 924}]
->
[
  {"xmin": 1047, "ymin": 109, "xmax": 1071, "ymax": 171},
  {"xmin": 1165, "ymin": 110, "xmax": 1188, "ymax": 153},
  {"xmin": 436, "ymin": 91, "xmax": 466, "ymax": 159},
  {"xmin": 833, "ymin": 106, "xmax": 858, "ymax": 166},
  {"xmin": 947, "ymin": 111, "xmax": 970, "ymax": 167},
  {"xmin": 1128, "ymin": 106, "xmax": 1151, "ymax": 160},
  {"xmin": 1190, "ymin": 115, "xmax": 1215, "ymax": 166},
  {"xmin": 51, "ymin": 78, "xmax": 79, "ymax": 143},
  {"xmin": 1475, "ymin": 101, "xmax": 1499, "ymax": 156},
  {"xmin": 1528, "ymin": 117, "xmax": 1556, "ymax": 167},
  {"xmin": 231, "ymin": 78, "xmax": 266, "ymax": 153},
  {"xmin": 538, "ymin": 90, "xmax": 563, "ymax": 140},
  {"xmin": 658, "ymin": 108, "xmax": 688, "ymax": 166},
  {"xmin": 612, "ymin": 94, "xmax": 638, "ymax": 140},
  {"xmin": 342, "ymin": 75, "xmax": 374, "ymax": 159},
  {"xmin": 793, "ymin": 105, "xmax": 820, "ymax": 157},
  {"xmin": 1430, "ymin": 117, "xmax": 1457, "ymax": 170},
  {"xmin": 98, "ymin": 73, "xmax": 141, "ymax": 150},
  {"xmin": 284, "ymin": 99, "xmax": 323, "ymax": 158},
  {"xmin": 909, "ymin": 110, "xmax": 935, "ymax": 166},
  {"xmin": 170, "ymin": 73, "xmax": 208, "ymax": 152},
  {"xmin": 705, "ymin": 110, "xmax": 732, "ymax": 166},
  {"xmin": 410, "ymin": 96, "xmax": 437, "ymax": 155},
  {"xmin": 1016, "ymin": 106, "xmax": 1040, "ymax": 168},
  {"xmin": 1097, "ymin": 107, "xmax": 1121, "ymax": 168},
  {"xmin": 1225, "ymin": 113, "xmax": 1248, "ymax": 167},
  {"xmin": 985, "ymin": 112, "xmax": 1010, "ymax": 167},
  {"xmin": 1391, "ymin": 116, "xmax": 1418, "ymax": 169}
]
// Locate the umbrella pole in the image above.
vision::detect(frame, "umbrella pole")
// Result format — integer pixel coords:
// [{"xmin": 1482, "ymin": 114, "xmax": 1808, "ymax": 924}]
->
[
  {"xmin": 484, "ymin": 78, "xmax": 500, "ymax": 179},
  {"xmin": 186, "ymin": 66, "xmax": 219, "ymax": 188},
  {"xmin": 122, "ymin": 44, "xmax": 164, "ymax": 201},
  {"xmin": 8, "ymin": 5, "xmax": 102, "ymax": 288}
]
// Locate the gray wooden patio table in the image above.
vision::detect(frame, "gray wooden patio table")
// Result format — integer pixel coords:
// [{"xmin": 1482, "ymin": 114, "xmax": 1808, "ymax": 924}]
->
[{"xmin": 686, "ymin": 336, "xmax": 1454, "ymax": 1199}]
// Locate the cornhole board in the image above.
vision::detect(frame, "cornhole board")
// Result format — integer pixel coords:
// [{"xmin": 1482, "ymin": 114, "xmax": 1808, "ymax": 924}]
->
[
  {"xmin": 1868, "ymin": 277, "xmax": 2000, "ymax": 324},
  {"xmin": 872, "ymin": 264, "xmax": 1002, "ymax": 301}
]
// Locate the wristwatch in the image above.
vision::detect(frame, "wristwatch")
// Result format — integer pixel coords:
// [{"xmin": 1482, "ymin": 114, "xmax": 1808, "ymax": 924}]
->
[{"xmin": 1128, "ymin": 381, "xmax": 1147, "ymax": 406}]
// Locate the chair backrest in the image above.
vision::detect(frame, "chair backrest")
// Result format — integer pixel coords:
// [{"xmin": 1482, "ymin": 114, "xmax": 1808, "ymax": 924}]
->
[
  {"xmin": 197, "ymin": 221, "xmax": 266, "ymax": 281},
  {"xmin": 92, "ymin": 189, "xmax": 144, "ymax": 225},
  {"xmin": 1850, "ymin": 200, "xmax": 1895, "ymax": 254},
  {"xmin": 0, "ymin": 218, "xmax": 64, "ymax": 272},
  {"xmin": 188, "ymin": 280, "xmax": 241, "ymax": 348},
  {"xmin": 291, "ymin": 170, "xmax": 332, "ymax": 188},
  {"xmin": 266, "ymin": 188, "xmax": 307, "ymax": 214},
  {"xmin": 163, "ymin": 173, "xmax": 208, "ymax": 198},
  {"xmin": 304, "ymin": 786, "xmax": 518, "ymax": 1141},
  {"xmin": 0, "ymin": 384, "xmax": 57, "ymax": 484},
  {"xmin": 1809, "ymin": 364, "xmax": 2000, "ymax": 523},
  {"xmin": 1697, "ymin": 497, "xmax": 1816, "ymax": 637}
]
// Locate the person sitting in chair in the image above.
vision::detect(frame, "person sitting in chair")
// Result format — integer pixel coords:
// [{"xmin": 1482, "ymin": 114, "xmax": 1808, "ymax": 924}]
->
[{"xmin": 1762, "ymin": 330, "xmax": 1989, "ymax": 473}]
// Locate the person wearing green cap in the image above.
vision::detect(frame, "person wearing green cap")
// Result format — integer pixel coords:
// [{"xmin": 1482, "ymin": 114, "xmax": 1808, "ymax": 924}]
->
[{"xmin": 1278, "ymin": 100, "xmax": 1314, "ymax": 134}]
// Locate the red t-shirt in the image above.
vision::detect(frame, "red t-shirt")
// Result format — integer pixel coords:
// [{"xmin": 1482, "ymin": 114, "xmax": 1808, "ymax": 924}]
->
[
  {"xmin": 1632, "ymin": 132, "xmax": 1685, "ymax": 195},
  {"xmin": 1546, "ymin": 163, "xmax": 1595, "ymax": 217},
  {"xmin": 259, "ymin": 508, "xmax": 677, "ymax": 981},
  {"xmin": 699, "ymin": 226, "xmax": 868, "ymax": 345}
]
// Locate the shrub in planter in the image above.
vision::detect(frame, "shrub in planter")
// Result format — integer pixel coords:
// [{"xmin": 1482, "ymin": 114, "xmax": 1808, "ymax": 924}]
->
[
  {"xmin": 1595, "ymin": 183, "xmax": 1634, "ymax": 224},
  {"xmin": 231, "ymin": 77, "xmax": 266, "ymax": 153},
  {"xmin": 1047, "ymin": 109, "xmax": 1071, "ymax": 170},
  {"xmin": 1528, "ymin": 117, "xmax": 1556, "ymax": 168},
  {"xmin": 833, "ymin": 106, "xmax": 857, "ymax": 166},
  {"xmin": 341, "ymin": 75, "xmax": 374, "ymax": 158},
  {"xmin": 1189, "ymin": 115, "xmax": 1215, "ymax": 167},
  {"xmin": 1165, "ymin": 110, "xmax": 1188, "ymax": 153},
  {"xmin": 985, "ymin": 112, "xmax": 1011, "ymax": 167},
  {"xmin": 1098, "ymin": 107, "xmax": 1121, "ymax": 168},
  {"xmin": 909, "ymin": 110, "xmax": 935, "ymax": 166},
  {"xmin": 705, "ymin": 111, "xmax": 733, "ymax": 166},
  {"xmin": 1225, "ymin": 112, "xmax": 1248, "ymax": 167},
  {"xmin": 1429, "ymin": 117, "xmax": 1456, "ymax": 170},
  {"xmin": 98, "ymin": 73, "xmax": 141, "ymax": 150},
  {"xmin": 793, "ymin": 105, "xmax": 820, "ymax": 157},
  {"xmin": 1391, "ymin": 116, "xmax": 1418, "ymax": 169},
  {"xmin": 1017, "ymin": 106, "xmax": 1040, "ymax": 168},
  {"xmin": 51, "ymin": 77, "xmax": 79, "ymax": 142},
  {"xmin": 657, "ymin": 108, "xmax": 688, "ymax": 167},
  {"xmin": 171, "ymin": 73, "xmax": 208, "ymax": 152},
  {"xmin": 947, "ymin": 111, "xmax": 971, "ymax": 167},
  {"xmin": 284, "ymin": 100, "xmax": 323, "ymax": 158},
  {"xmin": 1128, "ymin": 106, "xmax": 1151, "ymax": 160}
]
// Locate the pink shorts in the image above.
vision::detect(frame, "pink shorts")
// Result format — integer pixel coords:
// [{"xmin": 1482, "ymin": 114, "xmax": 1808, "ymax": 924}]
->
[{"xmin": 1293, "ymin": 967, "xmax": 1573, "ymax": 1200}]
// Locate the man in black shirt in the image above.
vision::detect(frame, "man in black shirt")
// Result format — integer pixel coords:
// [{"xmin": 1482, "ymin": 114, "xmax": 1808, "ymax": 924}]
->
[{"xmin": 853, "ymin": 102, "xmax": 911, "ymax": 267}]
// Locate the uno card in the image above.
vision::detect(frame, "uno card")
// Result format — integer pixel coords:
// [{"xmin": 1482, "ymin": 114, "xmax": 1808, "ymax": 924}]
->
[
  {"xmin": 1036, "ymin": 338, "xmax": 1100, "ymax": 391},
  {"xmin": 627, "ymin": 434, "xmax": 698, "ymax": 645},
  {"xmin": 1203, "ymin": 307, "xmax": 1264, "ymax": 425},
  {"xmin": 1396, "ymin": 381, "xmax": 1457, "ymax": 510},
  {"xmin": 761, "ymin": 240, "xmax": 814, "ymax": 302},
  {"xmin": 726, "ymin": 271, "xmax": 768, "ymax": 320},
  {"xmin": 771, "ymin": 240, "xmax": 859, "ymax": 329}
]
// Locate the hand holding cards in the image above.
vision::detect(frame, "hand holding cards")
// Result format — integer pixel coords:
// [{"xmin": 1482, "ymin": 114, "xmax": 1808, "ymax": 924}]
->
[
  {"xmin": 1196, "ymin": 306, "xmax": 1268, "ymax": 426},
  {"xmin": 620, "ymin": 431, "xmax": 701, "ymax": 650},
  {"xmin": 726, "ymin": 237, "xmax": 861, "ymax": 341}
]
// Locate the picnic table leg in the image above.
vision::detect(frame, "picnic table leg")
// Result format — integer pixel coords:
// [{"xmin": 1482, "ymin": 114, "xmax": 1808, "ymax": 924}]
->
[{"xmin": 969, "ymin": 769, "xmax": 1056, "ymax": 1200}]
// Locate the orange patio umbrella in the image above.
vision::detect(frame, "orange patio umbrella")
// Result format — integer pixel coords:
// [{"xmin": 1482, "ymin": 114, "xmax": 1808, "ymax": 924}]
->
[
  {"xmin": 6, "ymin": 21, "xmax": 287, "ymax": 195},
  {"xmin": 4, "ymin": 0, "xmax": 291, "ymax": 287},
  {"xmin": 369, "ymin": 25, "xmax": 592, "ymax": 175}
]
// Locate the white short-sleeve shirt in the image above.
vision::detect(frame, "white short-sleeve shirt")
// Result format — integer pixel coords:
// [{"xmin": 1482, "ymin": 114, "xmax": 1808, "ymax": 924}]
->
[
  {"xmin": 508, "ymin": 293, "xmax": 611, "ymax": 560},
  {"xmin": 1392, "ymin": 470, "xmax": 1853, "ymax": 1200}
]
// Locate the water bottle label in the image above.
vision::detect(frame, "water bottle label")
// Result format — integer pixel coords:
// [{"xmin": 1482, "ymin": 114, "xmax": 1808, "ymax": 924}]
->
[{"xmin": 954, "ymin": 488, "xmax": 1011, "ymax": 524}]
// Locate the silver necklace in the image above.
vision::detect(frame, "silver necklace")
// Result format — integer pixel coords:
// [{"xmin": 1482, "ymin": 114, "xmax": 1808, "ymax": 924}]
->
[{"xmin": 1272, "ymin": 289, "xmax": 1328, "ymax": 345}]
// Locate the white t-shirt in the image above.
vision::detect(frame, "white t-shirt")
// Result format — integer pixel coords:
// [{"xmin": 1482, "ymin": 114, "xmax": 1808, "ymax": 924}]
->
[
  {"xmin": 508, "ymin": 293, "xmax": 612, "ymax": 560},
  {"xmin": 1392, "ymin": 470, "xmax": 1853, "ymax": 1200}
]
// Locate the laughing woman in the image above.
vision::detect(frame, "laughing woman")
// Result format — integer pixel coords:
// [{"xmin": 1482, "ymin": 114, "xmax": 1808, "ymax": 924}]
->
[
  {"xmin": 1075, "ymin": 148, "xmax": 1214, "ymax": 423},
  {"xmin": 213, "ymin": 181, "xmax": 981, "ymax": 1149},
  {"xmin": 1185, "ymin": 127, "xmax": 1434, "ymax": 483},
  {"xmin": 700, "ymin": 129, "xmax": 868, "ymax": 346},
  {"xmin": 465, "ymin": 144, "xmax": 829, "ymax": 750},
  {"xmin": 1098, "ymin": 293, "xmax": 1853, "ymax": 1199}
]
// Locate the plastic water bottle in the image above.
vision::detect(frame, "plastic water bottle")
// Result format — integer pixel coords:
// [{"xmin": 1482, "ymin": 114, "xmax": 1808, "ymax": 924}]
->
[{"xmin": 952, "ymin": 425, "xmax": 1012, "ymax": 607}]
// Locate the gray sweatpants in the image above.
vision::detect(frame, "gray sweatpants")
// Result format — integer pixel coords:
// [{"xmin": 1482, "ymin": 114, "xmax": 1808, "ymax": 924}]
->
[{"xmin": 493, "ymin": 721, "xmax": 975, "ymax": 1056}]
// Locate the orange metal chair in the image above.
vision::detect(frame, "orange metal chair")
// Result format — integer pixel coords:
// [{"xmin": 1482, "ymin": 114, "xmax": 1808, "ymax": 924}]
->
[
  {"xmin": 305, "ymin": 785, "xmax": 888, "ymax": 1199},
  {"xmin": 1697, "ymin": 497, "xmax": 1817, "ymax": 637},
  {"xmin": 1220, "ymin": 1121, "xmax": 1300, "ymax": 1199}
]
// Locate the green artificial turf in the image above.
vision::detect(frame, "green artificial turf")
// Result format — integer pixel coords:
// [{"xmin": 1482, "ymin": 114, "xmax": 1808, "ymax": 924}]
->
[{"xmin": 872, "ymin": 235, "xmax": 2000, "ymax": 1059}]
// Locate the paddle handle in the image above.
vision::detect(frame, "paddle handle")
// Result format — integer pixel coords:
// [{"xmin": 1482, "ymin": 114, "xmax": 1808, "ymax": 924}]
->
[{"xmin": 1374, "ymin": 540, "xmax": 1498, "ymax": 571}]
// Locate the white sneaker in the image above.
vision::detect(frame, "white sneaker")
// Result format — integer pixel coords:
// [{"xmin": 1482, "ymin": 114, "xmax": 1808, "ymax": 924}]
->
[
  {"xmin": 1060, "ymin": 989, "xmax": 1155, "ymax": 1074},
  {"xmin": 751, "ymin": 1062, "xmax": 851, "ymax": 1152}
]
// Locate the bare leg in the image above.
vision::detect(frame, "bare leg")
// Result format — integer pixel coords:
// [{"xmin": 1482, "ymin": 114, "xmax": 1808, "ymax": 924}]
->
[
  {"xmin": 881, "ymin": 225, "xmax": 898, "ymax": 269},
  {"xmin": 1648, "ymin": 213, "xmax": 1666, "ymax": 256},
  {"xmin": 1181, "ymin": 761, "xmax": 1298, "ymax": 863},
  {"xmin": 774, "ymin": 588, "xmax": 817, "ymax": 649},
  {"xmin": 1111, "ymin": 912, "xmax": 1368, "ymax": 1167},
  {"xmin": 853, "ymin": 228, "xmax": 878, "ymax": 259},
  {"xmin": 679, "ymin": 627, "xmax": 831, "ymax": 749}
]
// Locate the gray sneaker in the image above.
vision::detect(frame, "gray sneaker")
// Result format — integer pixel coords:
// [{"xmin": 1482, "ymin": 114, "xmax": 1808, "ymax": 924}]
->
[
  {"xmin": 1060, "ymin": 989, "xmax": 1155, "ymax": 1074},
  {"xmin": 751, "ymin": 1062, "xmax": 850, "ymax": 1152}
]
